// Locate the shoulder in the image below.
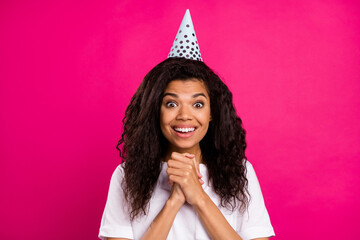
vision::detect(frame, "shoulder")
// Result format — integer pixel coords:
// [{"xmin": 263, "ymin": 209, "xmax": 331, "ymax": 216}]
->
[
  {"xmin": 243, "ymin": 160, "xmax": 263, "ymax": 197},
  {"xmin": 237, "ymin": 160, "xmax": 275, "ymax": 238},
  {"xmin": 112, "ymin": 162, "xmax": 126, "ymax": 177},
  {"xmin": 244, "ymin": 160, "xmax": 256, "ymax": 177},
  {"xmin": 109, "ymin": 163, "xmax": 126, "ymax": 188},
  {"xmin": 245, "ymin": 159, "xmax": 254, "ymax": 170}
]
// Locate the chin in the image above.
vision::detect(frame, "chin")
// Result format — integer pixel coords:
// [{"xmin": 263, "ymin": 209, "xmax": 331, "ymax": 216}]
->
[{"xmin": 170, "ymin": 141, "xmax": 199, "ymax": 151}]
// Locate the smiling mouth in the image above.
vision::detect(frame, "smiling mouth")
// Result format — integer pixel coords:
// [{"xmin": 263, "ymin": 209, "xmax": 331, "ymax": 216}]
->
[{"xmin": 173, "ymin": 127, "xmax": 197, "ymax": 133}]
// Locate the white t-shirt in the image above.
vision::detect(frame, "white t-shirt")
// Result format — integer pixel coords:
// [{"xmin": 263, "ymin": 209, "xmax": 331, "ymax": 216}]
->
[{"xmin": 99, "ymin": 161, "xmax": 275, "ymax": 240}]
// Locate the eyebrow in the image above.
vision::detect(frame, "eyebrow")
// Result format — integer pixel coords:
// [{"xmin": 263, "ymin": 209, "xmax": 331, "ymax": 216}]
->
[{"xmin": 163, "ymin": 93, "xmax": 207, "ymax": 99}]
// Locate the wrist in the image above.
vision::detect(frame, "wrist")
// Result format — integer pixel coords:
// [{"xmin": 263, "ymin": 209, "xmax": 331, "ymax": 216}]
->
[
  {"xmin": 167, "ymin": 197, "xmax": 184, "ymax": 210},
  {"xmin": 192, "ymin": 191, "xmax": 209, "ymax": 209}
]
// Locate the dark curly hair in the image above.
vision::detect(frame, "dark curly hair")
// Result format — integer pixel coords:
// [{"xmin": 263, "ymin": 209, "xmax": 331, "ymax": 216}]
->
[{"xmin": 116, "ymin": 57, "xmax": 249, "ymax": 220}]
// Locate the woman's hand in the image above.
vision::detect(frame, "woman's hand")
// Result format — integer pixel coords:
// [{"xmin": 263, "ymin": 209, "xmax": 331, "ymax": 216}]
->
[
  {"xmin": 169, "ymin": 182, "xmax": 186, "ymax": 206},
  {"xmin": 166, "ymin": 152, "xmax": 205, "ymax": 206}
]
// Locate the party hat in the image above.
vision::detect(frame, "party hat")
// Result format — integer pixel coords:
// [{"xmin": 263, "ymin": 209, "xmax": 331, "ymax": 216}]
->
[{"xmin": 168, "ymin": 9, "xmax": 202, "ymax": 61}]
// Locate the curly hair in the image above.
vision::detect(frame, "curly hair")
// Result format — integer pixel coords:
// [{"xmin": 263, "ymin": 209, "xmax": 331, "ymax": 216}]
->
[{"xmin": 116, "ymin": 57, "xmax": 249, "ymax": 220}]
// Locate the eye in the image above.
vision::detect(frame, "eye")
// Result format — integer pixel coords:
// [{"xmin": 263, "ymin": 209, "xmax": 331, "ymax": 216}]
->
[
  {"xmin": 193, "ymin": 102, "xmax": 204, "ymax": 108},
  {"xmin": 166, "ymin": 101, "xmax": 178, "ymax": 108}
]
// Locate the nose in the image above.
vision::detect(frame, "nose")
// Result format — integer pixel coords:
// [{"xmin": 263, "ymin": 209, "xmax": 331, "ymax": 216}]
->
[{"xmin": 176, "ymin": 105, "xmax": 193, "ymax": 120}]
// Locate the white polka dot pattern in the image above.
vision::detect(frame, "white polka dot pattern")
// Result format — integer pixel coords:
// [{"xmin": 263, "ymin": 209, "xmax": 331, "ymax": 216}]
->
[{"xmin": 168, "ymin": 9, "xmax": 203, "ymax": 61}]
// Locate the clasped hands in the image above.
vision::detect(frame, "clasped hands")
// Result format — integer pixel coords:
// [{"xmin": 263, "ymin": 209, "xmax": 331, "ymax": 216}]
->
[{"xmin": 166, "ymin": 152, "xmax": 206, "ymax": 206}]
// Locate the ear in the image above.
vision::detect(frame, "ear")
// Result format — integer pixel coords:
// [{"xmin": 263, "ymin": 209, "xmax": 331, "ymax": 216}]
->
[{"xmin": 209, "ymin": 114, "xmax": 212, "ymax": 122}]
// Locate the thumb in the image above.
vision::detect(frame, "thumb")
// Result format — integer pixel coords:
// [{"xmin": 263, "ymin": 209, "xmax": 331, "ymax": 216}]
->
[
  {"xmin": 192, "ymin": 156, "xmax": 203, "ymax": 179},
  {"xmin": 184, "ymin": 153, "xmax": 203, "ymax": 178}
]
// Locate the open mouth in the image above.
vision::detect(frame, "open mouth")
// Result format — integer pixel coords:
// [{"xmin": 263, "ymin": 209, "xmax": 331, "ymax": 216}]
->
[{"xmin": 173, "ymin": 127, "xmax": 196, "ymax": 133}]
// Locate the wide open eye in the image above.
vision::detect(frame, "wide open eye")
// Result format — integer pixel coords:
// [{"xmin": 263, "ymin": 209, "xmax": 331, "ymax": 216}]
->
[
  {"xmin": 166, "ymin": 101, "xmax": 178, "ymax": 108},
  {"xmin": 193, "ymin": 102, "xmax": 204, "ymax": 108}
]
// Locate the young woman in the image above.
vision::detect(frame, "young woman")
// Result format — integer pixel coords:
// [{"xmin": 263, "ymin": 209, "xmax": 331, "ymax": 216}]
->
[{"xmin": 99, "ymin": 57, "xmax": 275, "ymax": 240}]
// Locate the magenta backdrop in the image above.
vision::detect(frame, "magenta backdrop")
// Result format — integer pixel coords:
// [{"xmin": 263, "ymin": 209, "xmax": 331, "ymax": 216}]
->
[{"xmin": 1, "ymin": 0, "xmax": 359, "ymax": 239}]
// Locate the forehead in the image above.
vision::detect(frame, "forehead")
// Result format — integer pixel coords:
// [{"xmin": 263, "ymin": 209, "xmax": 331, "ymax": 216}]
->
[{"xmin": 164, "ymin": 79, "xmax": 209, "ymax": 96}]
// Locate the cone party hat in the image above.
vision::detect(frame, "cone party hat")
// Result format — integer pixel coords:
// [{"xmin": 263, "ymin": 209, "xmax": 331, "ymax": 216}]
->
[{"xmin": 168, "ymin": 9, "xmax": 202, "ymax": 61}]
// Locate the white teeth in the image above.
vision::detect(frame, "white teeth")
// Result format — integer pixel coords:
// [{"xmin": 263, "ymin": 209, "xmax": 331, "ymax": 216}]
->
[{"xmin": 174, "ymin": 127, "xmax": 195, "ymax": 133}]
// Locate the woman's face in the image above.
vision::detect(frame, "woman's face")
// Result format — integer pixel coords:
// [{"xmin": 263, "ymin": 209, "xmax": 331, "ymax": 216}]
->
[{"xmin": 160, "ymin": 79, "xmax": 211, "ymax": 153}]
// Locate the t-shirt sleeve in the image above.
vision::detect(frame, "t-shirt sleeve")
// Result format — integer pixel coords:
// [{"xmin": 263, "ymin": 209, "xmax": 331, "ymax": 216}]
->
[
  {"xmin": 99, "ymin": 164, "xmax": 134, "ymax": 240},
  {"xmin": 237, "ymin": 161, "xmax": 275, "ymax": 239}
]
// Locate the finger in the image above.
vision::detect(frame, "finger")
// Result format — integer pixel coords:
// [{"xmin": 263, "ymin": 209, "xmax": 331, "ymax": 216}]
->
[
  {"xmin": 167, "ymin": 167, "xmax": 190, "ymax": 178},
  {"xmin": 170, "ymin": 152, "xmax": 193, "ymax": 165},
  {"xmin": 170, "ymin": 152, "xmax": 202, "ymax": 181},
  {"xmin": 167, "ymin": 159, "xmax": 189, "ymax": 169},
  {"xmin": 168, "ymin": 178, "xmax": 173, "ymax": 186},
  {"xmin": 191, "ymin": 157, "xmax": 202, "ymax": 178},
  {"xmin": 169, "ymin": 175, "xmax": 185, "ymax": 187},
  {"xmin": 185, "ymin": 155, "xmax": 202, "ymax": 179},
  {"xmin": 172, "ymin": 183, "xmax": 184, "ymax": 195},
  {"xmin": 170, "ymin": 152, "xmax": 199, "ymax": 174},
  {"xmin": 183, "ymin": 153, "xmax": 203, "ymax": 180},
  {"xmin": 199, "ymin": 179, "xmax": 204, "ymax": 185},
  {"xmin": 184, "ymin": 154, "xmax": 202, "ymax": 179},
  {"xmin": 168, "ymin": 159, "xmax": 194, "ymax": 174}
]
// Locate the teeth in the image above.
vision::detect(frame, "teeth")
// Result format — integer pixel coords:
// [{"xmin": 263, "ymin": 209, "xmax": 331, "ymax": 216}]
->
[{"xmin": 174, "ymin": 127, "xmax": 195, "ymax": 133}]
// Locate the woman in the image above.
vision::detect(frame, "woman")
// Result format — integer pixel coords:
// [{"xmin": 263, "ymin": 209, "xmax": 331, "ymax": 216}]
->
[{"xmin": 99, "ymin": 57, "xmax": 275, "ymax": 240}]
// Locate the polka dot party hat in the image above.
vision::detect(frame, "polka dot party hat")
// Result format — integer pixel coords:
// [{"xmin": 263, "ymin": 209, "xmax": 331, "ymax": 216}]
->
[{"xmin": 168, "ymin": 9, "xmax": 202, "ymax": 61}]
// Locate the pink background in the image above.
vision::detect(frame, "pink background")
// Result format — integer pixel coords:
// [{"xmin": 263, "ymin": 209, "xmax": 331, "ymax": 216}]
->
[{"xmin": 1, "ymin": 0, "xmax": 359, "ymax": 239}]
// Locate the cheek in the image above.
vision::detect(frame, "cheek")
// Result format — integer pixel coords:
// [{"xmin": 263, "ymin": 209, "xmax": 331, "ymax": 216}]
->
[
  {"xmin": 160, "ymin": 108, "xmax": 172, "ymax": 130},
  {"xmin": 159, "ymin": 113, "xmax": 166, "ymax": 130},
  {"xmin": 201, "ymin": 110, "xmax": 212, "ymax": 124}
]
